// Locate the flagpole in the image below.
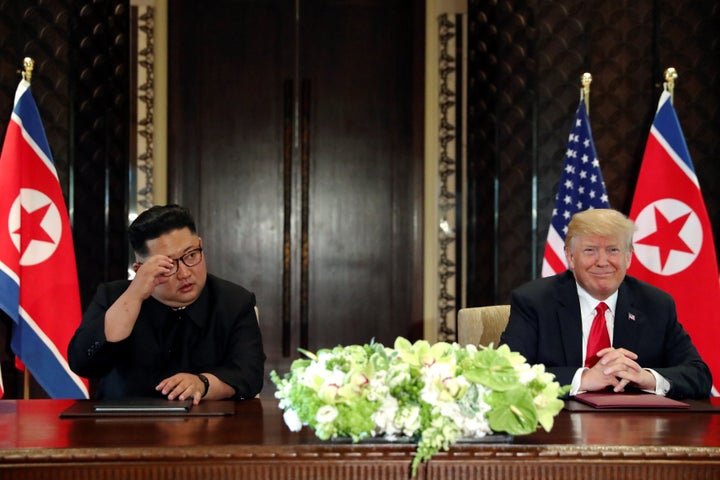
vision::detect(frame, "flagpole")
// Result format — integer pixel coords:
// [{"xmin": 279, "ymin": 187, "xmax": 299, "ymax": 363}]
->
[
  {"xmin": 22, "ymin": 57, "xmax": 34, "ymax": 82},
  {"xmin": 21, "ymin": 57, "xmax": 34, "ymax": 401},
  {"xmin": 664, "ymin": 67, "xmax": 677, "ymax": 103},
  {"xmin": 581, "ymin": 72, "xmax": 592, "ymax": 115}
]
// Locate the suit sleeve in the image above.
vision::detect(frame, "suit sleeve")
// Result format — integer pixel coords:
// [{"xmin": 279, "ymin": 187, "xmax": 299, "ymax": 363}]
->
[
  {"xmin": 500, "ymin": 289, "xmax": 539, "ymax": 362},
  {"xmin": 207, "ymin": 291, "xmax": 265, "ymax": 400},
  {"xmin": 500, "ymin": 289, "xmax": 578, "ymax": 389},
  {"xmin": 67, "ymin": 282, "xmax": 122, "ymax": 378},
  {"xmin": 652, "ymin": 304, "xmax": 712, "ymax": 399}
]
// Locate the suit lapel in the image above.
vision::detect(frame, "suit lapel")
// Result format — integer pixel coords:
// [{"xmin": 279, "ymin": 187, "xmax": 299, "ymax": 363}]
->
[
  {"xmin": 555, "ymin": 271, "xmax": 584, "ymax": 366},
  {"xmin": 613, "ymin": 280, "xmax": 640, "ymax": 352}
]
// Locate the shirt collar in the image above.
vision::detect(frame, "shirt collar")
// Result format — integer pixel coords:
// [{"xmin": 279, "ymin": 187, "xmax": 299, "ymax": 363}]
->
[
  {"xmin": 575, "ymin": 283, "xmax": 618, "ymax": 317},
  {"xmin": 167, "ymin": 281, "xmax": 209, "ymax": 328}
]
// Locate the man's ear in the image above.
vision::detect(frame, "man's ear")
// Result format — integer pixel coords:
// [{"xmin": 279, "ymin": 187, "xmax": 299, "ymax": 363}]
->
[
  {"xmin": 132, "ymin": 262, "xmax": 141, "ymax": 273},
  {"xmin": 564, "ymin": 246, "xmax": 573, "ymax": 269}
]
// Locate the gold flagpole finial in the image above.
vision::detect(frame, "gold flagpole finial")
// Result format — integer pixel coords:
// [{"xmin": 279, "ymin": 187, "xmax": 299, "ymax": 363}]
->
[
  {"xmin": 22, "ymin": 57, "xmax": 35, "ymax": 83},
  {"xmin": 581, "ymin": 72, "xmax": 592, "ymax": 115},
  {"xmin": 664, "ymin": 67, "xmax": 677, "ymax": 103}
]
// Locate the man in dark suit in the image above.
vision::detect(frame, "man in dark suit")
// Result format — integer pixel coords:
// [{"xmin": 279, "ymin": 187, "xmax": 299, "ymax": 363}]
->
[
  {"xmin": 68, "ymin": 205, "xmax": 265, "ymax": 404},
  {"xmin": 500, "ymin": 208, "xmax": 711, "ymax": 399}
]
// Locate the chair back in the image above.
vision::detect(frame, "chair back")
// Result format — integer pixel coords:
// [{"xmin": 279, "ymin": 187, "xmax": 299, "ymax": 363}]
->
[{"xmin": 457, "ymin": 305, "xmax": 511, "ymax": 348}]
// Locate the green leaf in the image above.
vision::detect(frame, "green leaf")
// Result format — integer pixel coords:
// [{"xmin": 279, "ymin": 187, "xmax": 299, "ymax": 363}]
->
[
  {"xmin": 536, "ymin": 395, "xmax": 565, "ymax": 431},
  {"xmin": 393, "ymin": 336, "xmax": 413, "ymax": 351},
  {"xmin": 461, "ymin": 348, "xmax": 519, "ymax": 391},
  {"xmin": 297, "ymin": 348, "xmax": 317, "ymax": 361},
  {"xmin": 485, "ymin": 388, "xmax": 538, "ymax": 435}
]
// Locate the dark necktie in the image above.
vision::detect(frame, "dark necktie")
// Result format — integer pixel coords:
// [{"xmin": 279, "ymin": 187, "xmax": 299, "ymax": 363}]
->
[{"xmin": 585, "ymin": 302, "xmax": 610, "ymax": 367}]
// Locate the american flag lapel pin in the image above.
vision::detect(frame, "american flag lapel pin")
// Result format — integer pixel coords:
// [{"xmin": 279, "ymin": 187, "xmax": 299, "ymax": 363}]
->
[{"xmin": 628, "ymin": 313, "xmax": 636, "ymax": 321}]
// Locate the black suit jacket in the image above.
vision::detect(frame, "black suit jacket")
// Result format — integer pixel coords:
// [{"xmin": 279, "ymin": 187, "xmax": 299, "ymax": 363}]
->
[
  {"xmin": 68, "ymin": 274, "xmax": 265, "ymax": 400},
  {"xmin": 499, "ymin": 270, "xmax": 711, "ymax": 399}
]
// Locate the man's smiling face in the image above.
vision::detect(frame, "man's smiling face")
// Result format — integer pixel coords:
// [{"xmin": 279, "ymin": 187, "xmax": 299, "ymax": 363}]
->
[{"xmin": 565, "ymin": 233, "xmax": 632, "ymax": 301}]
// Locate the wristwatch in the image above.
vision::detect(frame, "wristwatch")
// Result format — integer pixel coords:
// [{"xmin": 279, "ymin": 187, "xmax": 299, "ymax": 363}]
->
[{"xmin": 196, "ymin": 373, "xmax": 210, "ymax": 398}]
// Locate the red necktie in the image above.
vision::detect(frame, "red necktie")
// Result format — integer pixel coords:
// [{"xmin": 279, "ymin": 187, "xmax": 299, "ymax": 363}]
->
[{"xmin": 585, "ymin": 302, "xmax": 610, "ymax": 367}]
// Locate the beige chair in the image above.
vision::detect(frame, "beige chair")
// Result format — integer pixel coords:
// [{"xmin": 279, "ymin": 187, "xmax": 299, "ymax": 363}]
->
[{"xmin": 457, "ymin": 305, "xmax": 511, "ymax": 348}]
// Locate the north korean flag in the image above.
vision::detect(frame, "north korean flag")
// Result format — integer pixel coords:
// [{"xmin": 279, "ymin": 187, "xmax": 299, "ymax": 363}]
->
[
  {"xmin": 0, "ymin": 79, "xmax": 88, "ymax": 398},
  {"xmin": 628, "ymin": 88, "xmax": 720, "ymax": 395}
]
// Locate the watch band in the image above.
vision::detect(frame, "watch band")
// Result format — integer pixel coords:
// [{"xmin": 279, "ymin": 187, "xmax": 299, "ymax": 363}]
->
[{"xmin": 196, "ymin": 373, "xmax": 210, "ymax": 398}]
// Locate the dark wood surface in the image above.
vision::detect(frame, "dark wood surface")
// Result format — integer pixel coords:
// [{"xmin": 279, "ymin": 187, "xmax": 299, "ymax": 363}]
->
[{"xmin": 1, "ymin": 398, "xmax": 720, "ymax": 479}]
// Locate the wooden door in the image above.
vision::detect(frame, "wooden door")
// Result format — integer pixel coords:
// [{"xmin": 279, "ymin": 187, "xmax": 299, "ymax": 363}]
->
[{"xmin": 168, "ymin": 0, "xmax": 423, "ymax": 393}]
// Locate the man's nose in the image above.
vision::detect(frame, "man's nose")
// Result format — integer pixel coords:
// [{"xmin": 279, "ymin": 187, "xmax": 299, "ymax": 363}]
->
[
  {"xmin": 176, "ymin": 261, "xmax": 191, "ymax": 278},
  {"xmin": 595, "ymin": 249, "xmax": 610, "ymax": 265}
]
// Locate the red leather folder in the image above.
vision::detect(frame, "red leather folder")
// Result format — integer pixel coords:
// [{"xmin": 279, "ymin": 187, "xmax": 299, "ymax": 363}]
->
[{"xmin": 573, "ymin": 392, "xmax": 690, "ymax": 409}]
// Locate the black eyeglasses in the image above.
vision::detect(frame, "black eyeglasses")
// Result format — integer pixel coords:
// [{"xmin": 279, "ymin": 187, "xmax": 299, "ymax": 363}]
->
[{"xmin": 142, "ymin": 247, "xmax": 204, "ymax": 277}]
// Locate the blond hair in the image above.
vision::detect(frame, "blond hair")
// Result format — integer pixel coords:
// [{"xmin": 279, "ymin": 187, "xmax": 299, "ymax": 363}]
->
[{"xmin": 565, "ymin": 209, "xmax": 635, "ymax": 251}]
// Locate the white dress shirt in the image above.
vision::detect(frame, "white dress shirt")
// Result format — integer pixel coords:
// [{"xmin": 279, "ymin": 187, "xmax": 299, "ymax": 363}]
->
[{"xmin": 570, "ymin": 284, "xmax": 670, "ymax": 396}]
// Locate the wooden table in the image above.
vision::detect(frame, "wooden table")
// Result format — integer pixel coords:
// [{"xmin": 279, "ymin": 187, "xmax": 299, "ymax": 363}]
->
[{"xmin": 1, "ymin": 398, "xmax": 719, "ymax": 479}]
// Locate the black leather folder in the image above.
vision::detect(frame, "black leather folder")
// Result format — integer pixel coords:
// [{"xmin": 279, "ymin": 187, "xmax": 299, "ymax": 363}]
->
[{"xmin": 59, "ymin": 399, "xmax": 235, "ymax": 418}]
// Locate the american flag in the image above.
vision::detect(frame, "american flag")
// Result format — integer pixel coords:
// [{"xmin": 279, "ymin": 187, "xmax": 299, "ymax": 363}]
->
[{"xmin": 541, "ymin": 94, "xmax": 610, "ymax": 277}]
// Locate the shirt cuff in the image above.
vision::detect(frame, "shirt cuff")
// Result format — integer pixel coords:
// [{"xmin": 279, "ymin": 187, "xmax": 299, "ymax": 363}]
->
[
  {"xmin": 644, "ymin": 368, "xmax": 670, "ymax": 396},
  {"xmin": 569, "ymin": 367, "xmax": 586, "ymax": 396}
]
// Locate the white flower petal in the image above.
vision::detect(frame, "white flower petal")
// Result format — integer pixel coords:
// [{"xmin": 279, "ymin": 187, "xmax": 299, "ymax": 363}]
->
[{"xmin": 283, "ymin": 409, "xmax": 303, "ymax": 432}]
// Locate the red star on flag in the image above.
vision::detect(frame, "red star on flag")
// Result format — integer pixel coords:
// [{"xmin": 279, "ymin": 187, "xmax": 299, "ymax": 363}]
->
[
  {"xmin": 634, "ymin": 207, "xmax": 693, "ymax": 270},
  {"xmin": 12, "ymin": 202, "xmax": 55, "ymax": 256}
]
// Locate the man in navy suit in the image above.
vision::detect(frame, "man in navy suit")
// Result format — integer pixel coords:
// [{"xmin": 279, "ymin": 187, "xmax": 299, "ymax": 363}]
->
[{"xmin": 500, "ymin": 209, "xmax": 711, "ymax": 399}]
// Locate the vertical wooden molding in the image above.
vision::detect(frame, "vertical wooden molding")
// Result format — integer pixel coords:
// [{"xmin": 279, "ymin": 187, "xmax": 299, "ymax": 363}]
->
[
  {"xmin": 135, "ymin": 4, "xmax": 155, "ymax": 212},
  {"xmin": 435, "ymin": 13, "xmax": 459, "ymax": 342},
  {"xmin": 425, "ymin": 1, "xmax": 467, "ymax": 343},
  {"xmin": 131, "ymin": 0, "xmax": 167, "ymax": 217}
]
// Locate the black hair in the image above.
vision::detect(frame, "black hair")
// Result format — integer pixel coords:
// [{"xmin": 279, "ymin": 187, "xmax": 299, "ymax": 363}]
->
[{"xmin": 128, "ymin": 204, "xmax": 197, "ymax": 255}]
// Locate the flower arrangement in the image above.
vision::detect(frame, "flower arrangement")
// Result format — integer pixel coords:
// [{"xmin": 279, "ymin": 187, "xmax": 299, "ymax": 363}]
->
[{"xmin": 270, "ymin": 337, "xmax": 568, "ymax": 476}]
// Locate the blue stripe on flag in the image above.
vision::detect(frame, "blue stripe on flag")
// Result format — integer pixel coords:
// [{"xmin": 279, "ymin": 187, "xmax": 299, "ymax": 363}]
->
[
  {"xmin": 13, "ymin": 87, "xmax": 53, "ymax": 165},
  {"xmin": 0, "ymin": 271, "xmax": 19, "ymax": 322},
  {"xmin": 653, "ymin": 93, "xmax": 695, "ymax": 175},
  {"xmin": 10, "ymin": 316, "xmax": 87, "ymax": 398}
]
